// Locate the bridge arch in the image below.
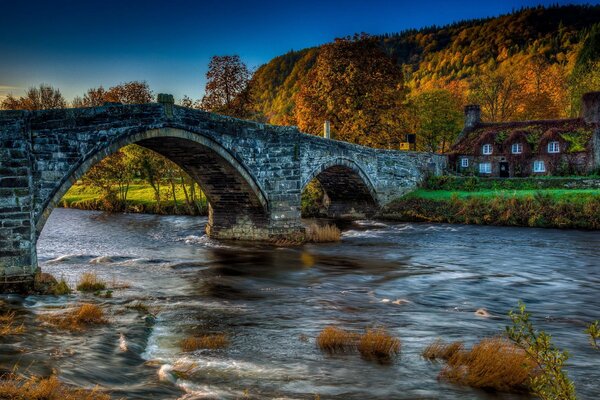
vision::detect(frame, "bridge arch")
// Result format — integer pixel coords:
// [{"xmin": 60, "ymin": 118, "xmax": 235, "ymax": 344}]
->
[
  {"xmin": 36, "ymin": 127, "xmax": 270, "ymax": 240},
  {"xmin": 302, "ymin": 158, "xmax": 379, "ymax": 218}
]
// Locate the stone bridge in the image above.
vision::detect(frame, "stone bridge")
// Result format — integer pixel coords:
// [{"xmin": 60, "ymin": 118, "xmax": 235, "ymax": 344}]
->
[{"xmin": 0, "ymin": 97, "xmax": 446, "ymax": 286}]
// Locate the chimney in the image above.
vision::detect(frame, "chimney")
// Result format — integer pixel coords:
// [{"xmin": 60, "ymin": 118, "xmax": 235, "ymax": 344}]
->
[
  {"xmin": 582, "ymin": 92, "xmax": 600, "ymax": 124},
  {"xmin": 323, "ymin": 120, "xmax": 331, "ymax": 139},
  {"xmin": 464, "ymin": 104, "xmax": 481, "ymax": 130},
  {"xmin": 457, "ymin": 104, "xmax": 481, "ymax": 141}
]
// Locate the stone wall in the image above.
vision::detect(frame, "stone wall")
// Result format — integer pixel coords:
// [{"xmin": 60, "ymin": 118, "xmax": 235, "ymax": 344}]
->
[{"xmin": 0, "ymin": 102, "xmax": 446, "ymax": 286}]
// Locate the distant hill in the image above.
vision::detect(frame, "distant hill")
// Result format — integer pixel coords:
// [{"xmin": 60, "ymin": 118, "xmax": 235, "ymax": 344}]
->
[{"xmin": 249, "ymin": 4, "xmax": 600, "ymax": 125}]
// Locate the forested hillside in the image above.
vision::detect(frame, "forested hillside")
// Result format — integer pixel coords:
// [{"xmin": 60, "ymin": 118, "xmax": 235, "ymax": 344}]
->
[{"xmin": 247, "ymin": 4, "xmax": 600, "ymax": 150}]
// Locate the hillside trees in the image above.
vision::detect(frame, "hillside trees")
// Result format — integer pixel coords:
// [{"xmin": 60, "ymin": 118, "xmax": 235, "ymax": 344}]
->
[{"xmin": 295, "ymin": 35, "xmax": 407, "ymax": 148}]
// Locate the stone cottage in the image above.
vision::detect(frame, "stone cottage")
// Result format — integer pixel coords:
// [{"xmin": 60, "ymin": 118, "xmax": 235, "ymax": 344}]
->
[{"xmin": 450, "ymin": 92, "xmax": 600, "ymax": 177}]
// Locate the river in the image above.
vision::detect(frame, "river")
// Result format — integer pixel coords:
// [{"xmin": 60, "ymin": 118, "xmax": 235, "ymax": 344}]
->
[{"xmin": 1, "ymin": 208, "xmax": 599, "ymax": 399}]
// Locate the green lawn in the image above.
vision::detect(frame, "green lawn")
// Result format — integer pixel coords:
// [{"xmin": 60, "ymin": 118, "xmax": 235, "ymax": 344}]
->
[
  {"xmin": 61, "ymin": 183, "xmax": 205, "ymax": 207},
  {"xmin": 406, "ymin": 188, "xmax": 600, "ymax": 202}
]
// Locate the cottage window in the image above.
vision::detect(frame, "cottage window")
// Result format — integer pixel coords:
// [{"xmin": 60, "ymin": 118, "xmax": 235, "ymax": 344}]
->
[
  {"xmin": 511, "ymin": 143, "xmax": 523, "ymax": 154},
  {"xmin": 482, "ymin": 144, "xmax": 493, "ymax": 155},
  {"xmin": 533, "ymin": 160, "xmax": 546, "ymax": 173},
  {"xmin": 461, "ymin": 158, "xmax": 469, "ymax": 168},
  {"xmin": 548, "ymin": 141, "xmax": 560, "ymax": 153},
  {"xmin": 479, "ymin": 162, "xmax": 492, "ymax": 174}
]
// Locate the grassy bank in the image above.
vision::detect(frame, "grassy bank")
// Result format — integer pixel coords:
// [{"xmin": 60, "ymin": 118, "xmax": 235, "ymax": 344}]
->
[
  {"xmin": 61, "ymin": 183, "xmax": 208, "ymax": 215},
  {"xmin": 381, "ymin": 189, "xmax": 600, "ymax": 229}
]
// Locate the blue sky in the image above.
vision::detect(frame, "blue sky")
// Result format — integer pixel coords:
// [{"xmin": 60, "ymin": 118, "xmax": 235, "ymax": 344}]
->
[{"xmin": 1, "ymin": 0, "xmax": 598, "ymax": 102}]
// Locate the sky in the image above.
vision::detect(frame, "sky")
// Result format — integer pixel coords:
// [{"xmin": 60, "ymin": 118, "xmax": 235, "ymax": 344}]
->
[{"xmin": 1, "ymin": 0, "xmax": 599, "ymax": 103}]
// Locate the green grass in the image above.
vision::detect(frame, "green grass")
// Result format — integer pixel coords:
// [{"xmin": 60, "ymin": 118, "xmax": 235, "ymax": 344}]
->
[
  {"xmin": 407, "ymin": 188, "xmax": 600, "ymax": 202},
  {"xmin": 61, "ymin": 183, "xmax": 207, "ymax": 211}
]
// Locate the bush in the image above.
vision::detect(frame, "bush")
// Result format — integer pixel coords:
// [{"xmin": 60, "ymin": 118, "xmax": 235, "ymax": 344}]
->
[
  {"xmin": 422, "ymin": 339, "xmax": 463, "ymax": 361},
  {"xmin": 306, "ymin": 223, "xmax": 341, "ymax": 243},
  {"xmin": 0, "ymin": 311, "xmax": 25, "ymax": 336},
  {"xmin": 76, "ymin": 272, "xmax": 106, "ymax": 292},
  {"xmin": 0, "ymin": 372, "xmax": 110, "ymax": 400},
  {"xmin": 40, "ymin": 303, "xmax": 108, "ymax": 331},
  {"xmin": 316, "ymin": 326, "xmax": 359, "ymax": 353},
  {"xmin": 181, "ymin": 334, "xmax": 229, "ymax": 351},
  {"xmin": 357, "ymin": 328, "xmax": 401, "ymax": 363},
  {"xmin": 440, "ymin": 337, "xmax": 537, "ymax": 392},
  {"xmin": 53, "ymin": 278, "xmax": 71, "ymax": 295},
  {"xmin": 506, "ymin": 302, "xmax": 576, "ymax": 399}
]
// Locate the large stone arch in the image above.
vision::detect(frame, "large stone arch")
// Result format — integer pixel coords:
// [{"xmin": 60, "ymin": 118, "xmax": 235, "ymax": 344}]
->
[
  {"xmin": 302, "ymin": 158, "xmax": 379, "ymax": 219},
  {"xmin": 36, "ymin": 127, "xmax": 270, "ymax": 240}
]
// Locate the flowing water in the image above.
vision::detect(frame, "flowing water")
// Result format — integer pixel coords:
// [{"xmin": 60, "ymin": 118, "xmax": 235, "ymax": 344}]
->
[{"xmin": 1, "ymin": 208, "xmax": 599, "ymax": 399}]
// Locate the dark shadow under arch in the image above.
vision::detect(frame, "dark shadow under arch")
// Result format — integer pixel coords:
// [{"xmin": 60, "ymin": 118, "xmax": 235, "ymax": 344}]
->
[
  {"xmin": 302, "ymin": 158, "xmax": 379, "ymax": 219},
  {"xmin": 36, "ymin": 127, "xmax": 269, "ymax": 238}
]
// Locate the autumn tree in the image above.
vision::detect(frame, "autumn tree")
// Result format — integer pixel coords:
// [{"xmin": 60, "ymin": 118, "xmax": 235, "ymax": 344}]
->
[
  {"xmin": 72, "ymin": 81, "xmax": 153, "ymax": 107},
  {"xmin": 1, "ymin": 84, "xmax": 66, "ymax": 110},
  {"xmin": 410, "ymin": 89, "xmax": 463, "ymax": 152},
  {"xmin": 295, "ymin": 34, "xmax": 407, "ymax": 148},
  {"xmin": 200, "ymin": 55, "xmax": 252, "ymax": 118},
  {"xmin": 469, "ymin": 64, "xmax": 521, "ymax": 122}
]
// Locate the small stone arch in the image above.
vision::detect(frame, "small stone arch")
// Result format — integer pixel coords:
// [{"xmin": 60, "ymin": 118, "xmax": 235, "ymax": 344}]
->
[
  {"xmin": 302, "ymin": 158, "xmax": 379, "ymax": 218},
  {"xmin": 36, "ymin": 127, "xmax": 269, "ymax": 239}
]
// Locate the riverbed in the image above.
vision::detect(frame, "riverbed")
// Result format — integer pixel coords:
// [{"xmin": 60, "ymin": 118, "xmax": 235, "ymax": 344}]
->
[{"xmin": 1, "ymin": 208, "xmax": 599, "ymax": 399}]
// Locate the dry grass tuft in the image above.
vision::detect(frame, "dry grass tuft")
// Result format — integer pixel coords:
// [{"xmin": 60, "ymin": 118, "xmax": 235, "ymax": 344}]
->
[
  {"xmin": 357, "ymin": 328, "xmax": 401, "ymax": 362},
  {"xmin": 440, "ymin": 337, "xmax": 538, "ymax": 392},
  {"xmin": 422, "ymin": 339, "xmax": 464, "ymax": 361},
  {"xmin": 0, "ymin": 372, "xmax": 111, "ymax": 400},
  {"xmin": 181, "ymin": 333, "xmax": 229, "ymax": 352},
  {"xmin": 76, "ymin": 272, "xmax": 106, "ymax": 292},
  {"xmin": 0, "ymin": 311, "xmax": 25, "ymax": 336},
  {"xmin": 316, "ymin": 326, "xmax": 360, "ymax": 353},
  {"xmin": 40, "ymin": 303, "xmax": 108, "ymax": 331},
  {"xmin": 306, "ymin": 223, "xmax": 341, "ymax": 243}
]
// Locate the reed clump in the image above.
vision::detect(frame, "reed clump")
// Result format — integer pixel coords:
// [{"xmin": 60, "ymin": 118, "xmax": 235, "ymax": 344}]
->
[
  {"xmin": 76, "ymin": 272, "xmax": 106, "ymax": 292},
  {"xmin": 0, "ymin": 372, "xmax": 111, "ymax": 400},
  {"xmin": 316, "ymin": 326, "xmax": 360, "ymax": 353},
  {"xmin": 306, "ymin": 223, "xmax": 341, "ymax": 243},
  {"xmin": 439, "ymin": 337, "xmax": 537, "ymax": 392},
  {"xmin": 358, "ymin": 328, "xmax": 401, "ymax": 362},
  {"xmin": 0, "ymin": 311, "xmax": 25, "ymax": 336},
  {"xmin": 40, "ymin": 303, "xmax": 108, "ymax": 331},
  {"xmin": 181, "ymin": 333, "xmax": 229, "ymax": 352},
  {"xmin": 422, "ymin": 339, "xmax": 464, "ymax": 361}
]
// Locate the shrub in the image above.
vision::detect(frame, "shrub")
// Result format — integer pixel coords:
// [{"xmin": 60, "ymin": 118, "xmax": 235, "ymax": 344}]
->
[
  {"xmin": 0, "ymin": 311, "xmax": 25, "ymax": 336},
  {"xmin": 53, "ymin": 278, "xmax": 72, "ymax": 295},
  {"xmin": 585, "ymin": 320, "xmax": 600, "ymax": 350},
  {"xmin": 316, "ymin": 326, "xmax": 359, "ymax": 353},
  {"xmin": 306, "ymin": 223, "xmax": 341, "ymax": 243},
  {"xmin": 0, "ymin": 372, "xmax": 110, "ymax": 400},
  {"xmin": 40, "ymin": 303, "xmax": 108, "ymax": 331},
  {"xmin": 506, "ymin": 302, "xmax": 576, "ymax": 399},
  {"xmin": 357, "ymin": 328, "xmax": 401, "ymax": 362},
  {"xmin": 76, "ymin": 272, "xmax": 106, "ymax": 292},
  {"xmin": 440, "ymin": 337, "xmax": 537, "ymax": 392},
  {"xmin": 422, "ymin": 339, "xmax": 463, "ymax": 361},
  {"xmin": 181, "ymin": 334, "xmax": 229, "ymax": 352}
]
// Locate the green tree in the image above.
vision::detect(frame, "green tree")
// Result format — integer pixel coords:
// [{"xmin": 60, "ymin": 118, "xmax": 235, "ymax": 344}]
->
[
  {"xmin": 1, "ymin": 84, "xmax": 66, "ymax": 110},
  {"xmin": 295, "ymin": 34, "xmax": 407, "ymax": 148},
  {"xmin": 410, "ymin": 89, "xmax": 463, "ymax": 152}
]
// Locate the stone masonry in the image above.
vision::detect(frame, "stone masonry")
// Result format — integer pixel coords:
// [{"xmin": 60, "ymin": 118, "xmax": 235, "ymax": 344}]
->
[{"xmin": 0, "ymin": 98, "xmax": 446, "ymax": 287}]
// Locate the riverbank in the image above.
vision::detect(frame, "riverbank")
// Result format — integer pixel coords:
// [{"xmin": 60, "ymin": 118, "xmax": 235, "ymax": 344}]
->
[{"xmin": 381, "ymin": 177, "xmax": 600, "ymax": 229}]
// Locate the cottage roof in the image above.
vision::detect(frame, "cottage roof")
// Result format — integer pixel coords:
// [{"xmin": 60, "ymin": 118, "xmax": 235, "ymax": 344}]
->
[{"xmin": 451, "ymin": 118, "xmax": 596, "ymax": 155}]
